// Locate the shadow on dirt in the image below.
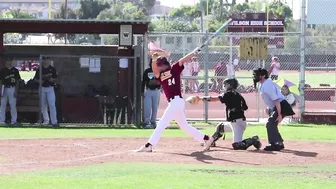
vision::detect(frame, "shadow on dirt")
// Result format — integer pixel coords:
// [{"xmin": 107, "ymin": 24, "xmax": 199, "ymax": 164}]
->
[{"xmin": 167, "ymin": 151, "xmax": 260, "ymax": 165}]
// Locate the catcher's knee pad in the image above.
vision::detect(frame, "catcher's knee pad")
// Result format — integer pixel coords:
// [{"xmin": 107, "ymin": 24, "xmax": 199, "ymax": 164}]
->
[
  {"xmin": 233, "ymin": 137, "xmax": 260, "ymax": 150},
  {"xmin": 232, "ymin": 141, "xmax": 248, "ymax": 150},
  {"xmin": 212, "ymin": 123, "xmax": 225, "ymax": 142}
]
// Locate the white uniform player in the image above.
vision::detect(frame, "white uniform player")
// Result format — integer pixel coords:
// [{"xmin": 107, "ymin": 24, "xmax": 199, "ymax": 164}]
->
[
  {"xmin": 136, "ymin": 49, "xmax": 214, "ymax": 152},
  {"xmin": 0, "ymin": 57, "xmax": 21, "ymax": 125},
  {"xmin": 34, "ymin": 57, "xmax": 58, "ymax": 127}
]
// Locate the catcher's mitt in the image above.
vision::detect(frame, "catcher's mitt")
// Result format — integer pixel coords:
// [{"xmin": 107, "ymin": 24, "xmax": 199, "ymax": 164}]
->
[{"xmin": 186, "ymin": 96, "xmax": 201, "ymax": 104}]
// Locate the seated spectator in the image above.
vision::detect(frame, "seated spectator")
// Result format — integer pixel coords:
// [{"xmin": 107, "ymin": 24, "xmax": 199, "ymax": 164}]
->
[{"xmin": 281, "ymin": 85, "xmax": 296, "ymax": 107}]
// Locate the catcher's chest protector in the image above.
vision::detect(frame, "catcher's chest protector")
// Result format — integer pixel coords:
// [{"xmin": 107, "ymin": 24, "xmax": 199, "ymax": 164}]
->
[{"xmin": 222, "ymin": 92, "xmax": 246, "ymax": 121}]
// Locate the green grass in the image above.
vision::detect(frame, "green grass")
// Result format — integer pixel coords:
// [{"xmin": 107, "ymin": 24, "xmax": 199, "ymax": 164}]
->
[
  {"xmin": 0, "ymin": 124, "xmax": 335, "ymax": 141},
  {"xmin": 19, "ymin": 71, "xmax": 35, "ymax": 82},
  {"xmin": 0, "ymin": 124, "xmax": 335, "ymax": 188},
  {"xmin": 0, "ymin": 163, "xmax": 335, "ymax": 189}
]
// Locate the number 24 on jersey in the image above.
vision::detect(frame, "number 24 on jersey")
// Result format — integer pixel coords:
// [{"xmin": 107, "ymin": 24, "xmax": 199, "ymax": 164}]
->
[{"xmin": 168, "ymin": 78, "xmax": 175, "ymax": 86}]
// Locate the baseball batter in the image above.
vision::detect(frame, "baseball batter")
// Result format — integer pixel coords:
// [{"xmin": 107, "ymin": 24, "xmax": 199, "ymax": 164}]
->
[
  {"xmin": 136, "ymin": 49, "xmax": 213, "ymax": 152},
  {"xmin": 198, "ymin": 78, "xmax": 261, "ymax": 150},
  {"xmin": 33, "ymin": 57, "xmax": 58, "ymax": 127},
  {"xmin": 0, "ymin": 56, "xmax": 21, "ymax": 125}
]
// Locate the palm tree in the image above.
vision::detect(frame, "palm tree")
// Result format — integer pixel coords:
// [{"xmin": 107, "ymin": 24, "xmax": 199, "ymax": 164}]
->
[{"xmin": 6, "ymin": 9, "xmax": 36, "ymax": 18}]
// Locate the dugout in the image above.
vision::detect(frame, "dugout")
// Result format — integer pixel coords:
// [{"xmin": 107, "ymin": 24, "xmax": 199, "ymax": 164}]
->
[{"xmin": 0, "ymin": 19, "xmax": 149, "ymax": 126}]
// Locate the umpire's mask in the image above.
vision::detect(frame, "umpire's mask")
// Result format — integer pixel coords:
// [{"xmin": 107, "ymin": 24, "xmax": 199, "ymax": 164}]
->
[{"xmin": 252, "ymin": 68, "xmax": 268, "ymax": 88}]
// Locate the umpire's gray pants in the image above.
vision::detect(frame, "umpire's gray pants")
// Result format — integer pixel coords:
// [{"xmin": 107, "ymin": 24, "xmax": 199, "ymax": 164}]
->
[
  {"xmin": 266, "ymin": 109, "xmax": 283, "ymax": 144},
  {"xmin": 144, "ymin": 89, "xmax": 160, "ymax": 124}
]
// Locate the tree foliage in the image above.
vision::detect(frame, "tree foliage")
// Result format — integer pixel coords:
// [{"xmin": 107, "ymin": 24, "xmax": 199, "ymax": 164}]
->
[
  {"xmin": 140, "ymin": 0, "xmax": 156, "ymax": 15},
  {"xmin": 150, "ymin": 18, "xmax": 198, "ymax": 32},
  {"xmin": 52, "ymin": 4, "xmax": 78, "ymax": 44},
  {"xmin": 3, "ymin": 9, "xmax": 36, "ymax": 18},
  {"xmin": 77, "ymin": 0, "xmax": 111, "ymax": 19},
  {"xmin": 97, "ymin": 2, "xmax": 147, "ymax": 20},
  {"xmin": 168, "ymin": 5, "xmax": 201, "ymax": 20}
]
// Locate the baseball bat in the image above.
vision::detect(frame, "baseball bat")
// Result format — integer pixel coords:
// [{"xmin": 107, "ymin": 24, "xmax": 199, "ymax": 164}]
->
[{"xmin": 199, "ymin": 18, "xmax": 233, "ymax": 49}]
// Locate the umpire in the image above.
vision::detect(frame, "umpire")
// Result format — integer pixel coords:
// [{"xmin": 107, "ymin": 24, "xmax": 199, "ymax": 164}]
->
[
  {"xmin": 0, "ymin": 56, "xmax": 21, "ymax": 125},
  {"xmin": 253, "ymin": 68, "xmax": 294, "ymax": 151},
  {"xmin": 34, "ymin": 57, "xmax": 58, "ymax": 127}
]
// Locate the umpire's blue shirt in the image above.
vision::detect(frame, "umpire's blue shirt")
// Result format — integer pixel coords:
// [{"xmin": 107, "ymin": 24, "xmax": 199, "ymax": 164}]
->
[{"xmin": 260, "ymin": 78, "xmax": 285, "ymax": 109}]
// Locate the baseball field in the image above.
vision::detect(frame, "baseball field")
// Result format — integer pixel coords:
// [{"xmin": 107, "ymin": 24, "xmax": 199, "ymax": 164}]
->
[
  {"xmin": 0, "ymin": 125, "xmax": 335, "ymax": 189},
  {"xmin": 1, "ymin": 71, "xmax": 334, "ymax": 188}
]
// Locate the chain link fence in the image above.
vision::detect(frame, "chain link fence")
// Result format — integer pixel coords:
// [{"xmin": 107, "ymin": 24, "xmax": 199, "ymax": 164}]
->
[
  {"xmin": 147, "ymin": 32, "xmax": 301, "ymax": 122},
  {"xmin": 2, "ymin": 54, "xmax": 140, "ymax": 125},
  {"xmin": 304, "ymin": 36, "xmax": 336, "ymax": 114}
]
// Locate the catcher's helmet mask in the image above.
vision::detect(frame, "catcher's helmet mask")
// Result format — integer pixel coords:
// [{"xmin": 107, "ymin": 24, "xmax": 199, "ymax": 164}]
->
[
  {"xmin": 224, "ymin": 78, "xmax": 239, "ymax": 90},
  {"xmin": 253, "ymin": 68, "xmax": 269, "ymax": 88}
]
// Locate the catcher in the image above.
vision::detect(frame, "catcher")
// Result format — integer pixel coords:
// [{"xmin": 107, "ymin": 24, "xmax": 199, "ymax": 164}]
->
[{"xmin": 189, "ymin": 78, "xmax": 262, "ymax": 150}]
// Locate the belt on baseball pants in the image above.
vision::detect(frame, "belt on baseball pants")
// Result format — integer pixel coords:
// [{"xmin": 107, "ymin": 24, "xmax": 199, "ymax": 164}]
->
[
  {"xmin": 168, "ymin": 95, "xmax": 182, "ymax": 102},
  {"xmin": 231, "ymin": 118, "xmax": 246, "ymax": 123},
  {"xmin": 4, "ymin": 86, "xmax": 15, "ymax": 88}
]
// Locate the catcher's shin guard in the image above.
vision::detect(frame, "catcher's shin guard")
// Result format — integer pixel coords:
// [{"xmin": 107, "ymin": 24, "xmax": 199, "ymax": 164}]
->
[
  {"xmin": 232, "ymin": 136, "xmax": 262, "ymax": 150},
  {"xmin": 211, "ymin": 123, "xmax": 225, "ymax": 142},
  {"xmin": 232, "ymin": 141, "xmax": 249, "ymax": 150},
  {"xmin": 252, "ymin": 135, "xmax": 262, "ymax": 150},
  {"xmin": 210, "ymin": 123, "xmax": 225, "ymax": 147}
]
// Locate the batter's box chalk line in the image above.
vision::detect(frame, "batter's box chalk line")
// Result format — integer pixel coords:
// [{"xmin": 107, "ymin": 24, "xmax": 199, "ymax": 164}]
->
[{"xmin": 0, "ymin": 151, "xmax": 131, "ymax": 167}]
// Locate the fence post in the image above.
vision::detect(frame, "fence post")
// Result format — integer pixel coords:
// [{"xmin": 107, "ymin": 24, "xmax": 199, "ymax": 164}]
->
[
  {"xmin": 229, "ymin": 33, "xmax": 234, "ymax": 78},
  {"xmin": 39, "ymin": 55, "xmax": 43, "ymax": 125},
  {"xmin": 134, "ymin": 45, "xmax": 142, "ymax": 126},
  {"xmin": 204, "ymin": 31, "xmax": 209, "ymax": 123},
  {"xmin": 299, "ymin": 0, "xmax": 307, "ymax": 117},
  {"xmin": 142, "ymin": 32, "xmax": 148, "ymax": 123}
]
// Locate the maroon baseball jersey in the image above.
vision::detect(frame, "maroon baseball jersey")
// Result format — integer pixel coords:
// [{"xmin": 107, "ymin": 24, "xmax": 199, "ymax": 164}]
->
[{"xmin": 158, "ymin": 62, "xmax": 183, "ymax": 101}]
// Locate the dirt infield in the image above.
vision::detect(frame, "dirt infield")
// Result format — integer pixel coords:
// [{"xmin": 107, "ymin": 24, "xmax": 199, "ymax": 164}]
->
[{"xmin": 0, "ymin": 138, "xmax": 335, "ymax": 174}]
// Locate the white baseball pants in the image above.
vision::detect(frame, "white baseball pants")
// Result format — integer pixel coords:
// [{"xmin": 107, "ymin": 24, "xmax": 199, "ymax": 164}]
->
[
  {"xmin": 0, "ymin": 87, "xmax": 17, "ymax": 123},
  {"xmin": 148, "ymin": 96, "xmax": 205, "ymax": 146},
  {"xmin": 228, "ymin": 119, "xmax": 247, "ymax": 143},
  {"xmin": 41, "ymin": 87, "xmax": 57, "ymax": 125}
]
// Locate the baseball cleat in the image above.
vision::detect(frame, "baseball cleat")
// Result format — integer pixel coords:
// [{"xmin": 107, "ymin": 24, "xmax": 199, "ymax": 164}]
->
[
  {"xmin": 203, "ymin": 136, "xmax": 215, "ymax": 151},
  {"xmin": 200, "ymin": 142, "xmax": 216, "ymax": 147},
  {"xmin": 263, "ymin": 143, "xmax": 284, "ymax": 151},
  {"xmin": 144, "ymin": 124, "xmax": 154, "ymax": 129},
  {"xmin": 136, "ymin": 145, "xmax": 153, "ymax": 152},
  {"xmin": 52, "ymin": 124, "xmax": 60, "ymax": 128}
]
